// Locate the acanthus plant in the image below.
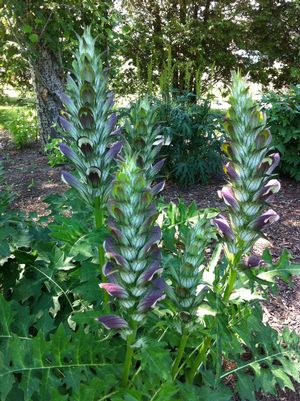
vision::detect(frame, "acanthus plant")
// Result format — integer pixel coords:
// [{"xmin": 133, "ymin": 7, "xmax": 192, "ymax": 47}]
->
[
  {"xmin": 57, "ymin": 28, "xmax": 168, "ymax": 387},
  {"xmin": 97, "ymin": 158, "xmax": 165, "ymax": 386},
  {"xmin": 156, "ymin": 72, "xmax": 291, "ymax": 388},
  {"xmin": 56, "ymin": 27, "xmax": 123, "ymax": 292}
]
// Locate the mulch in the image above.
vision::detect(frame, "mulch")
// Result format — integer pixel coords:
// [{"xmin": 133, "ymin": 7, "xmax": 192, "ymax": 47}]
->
[{"xmin": 1, "ymin": 129, "xmax": 300, "ymax": 400}]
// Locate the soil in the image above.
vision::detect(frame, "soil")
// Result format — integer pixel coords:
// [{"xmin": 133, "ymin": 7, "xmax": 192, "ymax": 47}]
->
[
  {"xmin": 0, "ymin": 129, "xmax": 68, "ymax": 216},
  {"xmin": 0, "ymin": 128, "xmax": 299, "ymax": 400}
]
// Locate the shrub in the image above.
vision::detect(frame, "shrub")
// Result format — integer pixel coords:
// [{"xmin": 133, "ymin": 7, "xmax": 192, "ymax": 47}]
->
[
  {"xmin": 155, "ymin": 93, "xmax": 224, "ymax": 187},
  {"xmin": 0, "ymin": 103, "xmax": 38, "ymax": 148},
  {"xmin": 262, "ymin": 85, "xmax": 300, "ymax": 181}
]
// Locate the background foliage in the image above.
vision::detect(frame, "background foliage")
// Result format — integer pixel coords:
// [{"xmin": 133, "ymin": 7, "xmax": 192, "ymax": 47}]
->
[
  {"xmin": 0, "ymin": 0, "xmax": 115, "ymax": 90},
  {"xmin": 1, "ymin": 0, "xmax": 300, "ymax": 94},
  {"xmin": 0, "ymin": 98, "xmax": 37, "ymax": 148},
  {"xmin": 116, "ymin": 0, "xmax": 300, "ymax": 94},
  {"xmin": 156, "ymin": 94, "xmax": 224, "ymax": 186},
  {"xmin": 263, "ymin": 86, "xmax": 300, "ymax": 181}
]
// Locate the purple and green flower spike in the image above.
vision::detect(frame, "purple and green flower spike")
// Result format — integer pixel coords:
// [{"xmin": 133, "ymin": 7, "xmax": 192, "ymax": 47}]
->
[
  {"xmin": 97, "ymin": 158, "xmax": 165, "ymax": 332},
  {"xmin": 57, "ymin": 27, "xmax": 122, "ymax": 206},
  {"xmin": 214, "ymin": 72, "xmax": 281, "ymax": 299}
]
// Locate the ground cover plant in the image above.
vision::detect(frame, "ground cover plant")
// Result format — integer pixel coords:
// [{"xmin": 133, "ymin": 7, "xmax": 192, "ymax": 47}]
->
[
  {"xmin": 0, "ymin": 29, "xmax": 300, "ymax": 401},
  {"xmin": 0, "ymin": 99, "xmax": 37, "ymax": 148}
]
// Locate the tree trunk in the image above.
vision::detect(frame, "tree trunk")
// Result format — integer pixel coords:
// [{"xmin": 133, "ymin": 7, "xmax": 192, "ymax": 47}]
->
[{"xmin": 30, "ymin": 45, "xmax": 65, "ymax": 149}]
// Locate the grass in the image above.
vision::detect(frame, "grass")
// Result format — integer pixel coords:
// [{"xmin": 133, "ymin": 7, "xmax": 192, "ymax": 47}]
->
[{"xmin": 0, "ymin": 96, "xmax": 38, "ymax": 148}]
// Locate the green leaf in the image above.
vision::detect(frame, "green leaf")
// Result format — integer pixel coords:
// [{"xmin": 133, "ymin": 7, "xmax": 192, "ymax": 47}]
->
[
  {"xmin": 254, "ymin": 369, "xmax": 277, "ymax": 395},
  {"xmin": 230, "ymin": 288, "xmax": 263, "ymax": 302},
  {"xmin": 137, "ymin": 341, "xmax": 172, "ymax": 384},
  {"xmin": 0, "ymin": 367, "xmax": 14, "ymax": 401},
  {"xmin": 236, "ymin": 373, "xmax": 256, "ymax": 401},
  {"xmin": 272, "ymin": 368, "xmax": 295, "ymax": 391},
  {"xmin": 198, "ymin": 385, "xmax": 232, "ymax": 401},
  {"xmin": 22, "ymin": 25, "xmax": 32, "ymax": 33},
  {"xmin": 196, "ymin": 304, "xmax": 217, "ymax": 318},
  {"xmin": 0, "ymin": 308, "xmax": 117, "ymax": 400},
  {"xmin": 0, "ymin": 241, "xmax": 10, "ymax": 258},
  {"xmin": 258, "ymin": 250, "xmax": 300, "ymax": 283},
  {"xmin": 69, "ymin": 228, "xmax": 107, "ymax": 261},
  {"xmin": 29, "ymin": 33, "xmax": 39, "ymax": 43},
  {"xmin": 154, "ymin": 382, "xmax": 179, "ymax": 401}
]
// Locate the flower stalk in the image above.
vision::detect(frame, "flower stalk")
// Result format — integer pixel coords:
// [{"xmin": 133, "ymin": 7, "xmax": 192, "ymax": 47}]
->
[
  {"xmin": 172, "ymin": 329, "xmax": 189, "ymax": 380},
  {"xmin": 168, "ymin": 215, "xmax": 215, "ymax": 326},
  {"xmin": 124, "ymin": 97, "xmax": 164, "ymax": 180},
  {"xmin": 166, "ymin": 213, "xmax": 215, "ymax": 381},
  {"xmin": 122, "ymin": 323, "xmax": 137, "ymax": 387},
  {"xmin": 223, "ymin": 264, "xmax": 237, "ymax": 302},
  {"xmin": 94, "ymin": 196, "xmax": 108, "ymax": 303},
  {"xmin": 187, "ymin": 337, "xmax": 212, "ymax": 384}
]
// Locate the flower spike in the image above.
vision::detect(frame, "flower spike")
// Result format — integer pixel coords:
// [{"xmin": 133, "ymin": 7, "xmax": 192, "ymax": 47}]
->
[
  {"xmin": 58, "ymin": 27, "xmax": 122, "ymax": 205},
  {"xmin": 216, "ymin": 72, "xmax": 281, "ymax": 298},
  {"xmin": 98, "ymin": 158, "xmax": 164, "ymax": 330}
]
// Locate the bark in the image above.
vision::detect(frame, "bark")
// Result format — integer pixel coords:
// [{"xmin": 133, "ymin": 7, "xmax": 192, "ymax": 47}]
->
[{"xmin": 30, "ymin": 45, "xmax": 65, "ymax": 149}]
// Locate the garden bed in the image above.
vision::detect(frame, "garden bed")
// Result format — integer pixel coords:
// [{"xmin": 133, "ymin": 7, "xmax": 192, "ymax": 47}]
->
[{"xmin": 1, "ymin": 127, "xmax": 300, "ymax": 400}]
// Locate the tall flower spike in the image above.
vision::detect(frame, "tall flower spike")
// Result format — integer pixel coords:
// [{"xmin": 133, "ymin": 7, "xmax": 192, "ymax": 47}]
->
[
  {"xmin": 124, "ymin": 97, "xmax": 165, "ymax": 181},
  {"xmin": 214, "ymin": 72, "xmax": 280, "ymax": 270},
  {"xmin": 97, "ymin": 158, "xmax": 165, "ymax": 331},
  {"xmin": 57, "ymin": 27, "xmax": 122, "ymax": 205},
  {"xmin": 168, "ymin": 215, "xmax": 215, "ymax": 327}
]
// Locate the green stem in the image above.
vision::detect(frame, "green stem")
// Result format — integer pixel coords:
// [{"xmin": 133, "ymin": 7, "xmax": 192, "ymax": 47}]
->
[
  {"xmin": 122, "ymin": 326, "xmax": 137, "ymax": 388},
  {"xmin": 187, "ymin": 337, "xmax": 211, "ymax": 384},
  {"xmin": 94, "ymin": 196, "xmax": 104, "ymax": 229},
  {"xmin": 223, "ymin": 265, "xmax": 237, "ymax": 302},
  {"xmin": 94, "ymin": 196, "xmax": 108, "ymax": 305},
  {"xmin": 172, "ymin": 330, "xmax": 189, "ymax": 380}
]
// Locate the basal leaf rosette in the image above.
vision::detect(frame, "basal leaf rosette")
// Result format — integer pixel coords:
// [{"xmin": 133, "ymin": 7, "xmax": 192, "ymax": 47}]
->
[
  {"xmin": 57, "ymin": 27, "xmax": 122, "ymax": 205},
  {"xmin": 96, "ymin": 158, "xmax": 165, "ymax": 332},
  {"xmin": 168, "ymin": 215, "xmax": 215, "ymax": 327},
  {"xmin": 214, "ymin": 72, "xmax": 280, "ymax": 268}
]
